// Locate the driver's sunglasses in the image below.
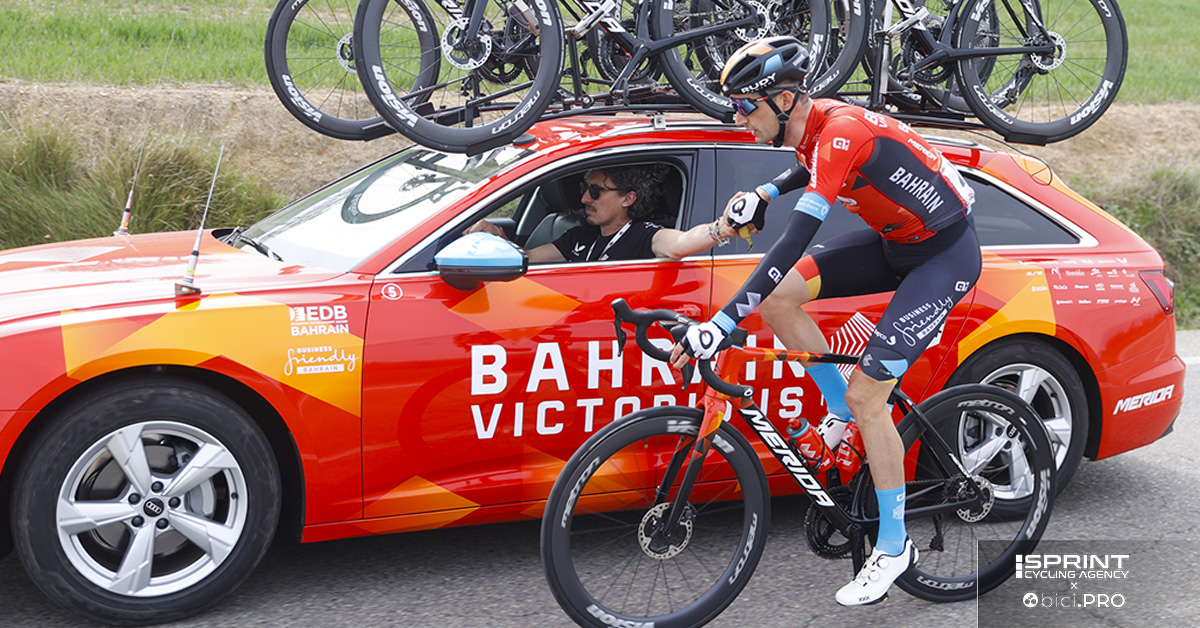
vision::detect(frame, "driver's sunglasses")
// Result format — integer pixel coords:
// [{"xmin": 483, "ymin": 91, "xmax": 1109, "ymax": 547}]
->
[{"xmin": 581, "ymin": 181, "xmax": 622, "ymax": 200}]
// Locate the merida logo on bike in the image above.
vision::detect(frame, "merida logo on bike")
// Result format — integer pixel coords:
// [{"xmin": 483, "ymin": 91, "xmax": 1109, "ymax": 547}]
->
[
  {"xmin": 743, "ymin": 408, "xmax": 835, "ymax": 507},
  {"xmin": 586, "ymin": 604, "xmax": 654, "ymax": 628}
]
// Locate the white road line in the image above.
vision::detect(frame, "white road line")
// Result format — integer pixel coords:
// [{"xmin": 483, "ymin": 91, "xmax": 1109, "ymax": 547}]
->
[{"xmin": 1185, "ymin": 356, "xmax": 1200, "ymax": 366}]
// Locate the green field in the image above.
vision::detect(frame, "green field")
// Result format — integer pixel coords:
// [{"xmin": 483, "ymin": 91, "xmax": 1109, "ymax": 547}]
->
[{"xmin": 1, "ymin": 0, "xmax": 1197, "ymax": 102}]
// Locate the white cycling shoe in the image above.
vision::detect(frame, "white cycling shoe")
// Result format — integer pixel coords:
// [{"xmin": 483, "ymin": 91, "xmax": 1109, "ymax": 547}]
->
[{"xmin": 835, "ymin": 538, "xmax": 918, "ymax": 606}]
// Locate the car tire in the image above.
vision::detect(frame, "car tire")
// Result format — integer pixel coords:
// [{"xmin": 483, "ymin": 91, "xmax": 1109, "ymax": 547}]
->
[
  {"xmin": 11, "ymin": 377, "xmax": 281, "ymax": 626},
  {"xmin": 947, "ymin": 338, "xmax": 1088, "ymax": 493}
]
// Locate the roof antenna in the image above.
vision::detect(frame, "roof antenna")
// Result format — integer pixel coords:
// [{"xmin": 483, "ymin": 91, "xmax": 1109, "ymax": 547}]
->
[
  {"xmin": 175, "ymin": 145, "xmax": 224, "ymax": 297},
  {"xmin": 116, "ymin": 27, "xmax": 177, "ymax": 236}
]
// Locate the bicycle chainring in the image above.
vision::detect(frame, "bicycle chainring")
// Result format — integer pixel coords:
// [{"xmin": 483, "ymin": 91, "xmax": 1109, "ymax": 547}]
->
[
  {"xmin": 638, "ymin": 502, "xmax": 695, "ymax": 560},
  {"xmin": 804, "ymin": 486, "xmax": 853, "ymax": 559}
]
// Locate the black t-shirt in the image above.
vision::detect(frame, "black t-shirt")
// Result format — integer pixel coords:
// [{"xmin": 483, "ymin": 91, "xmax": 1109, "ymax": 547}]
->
[{"xmin": 552, "ymin": 221, "xmax": 663, "ymax": 262}]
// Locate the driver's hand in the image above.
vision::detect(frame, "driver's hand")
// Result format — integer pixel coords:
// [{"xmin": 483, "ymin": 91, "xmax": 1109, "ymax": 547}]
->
[
  {"xmin": 464, "ymin": 219, "xmax": 505, "ymax": 237},
  {"xmin": 669, "ymin": 320, "xmax": 726, "ymax": 369}
]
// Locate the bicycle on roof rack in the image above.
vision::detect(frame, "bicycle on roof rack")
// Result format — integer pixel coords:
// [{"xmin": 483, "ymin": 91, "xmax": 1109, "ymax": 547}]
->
[
  {"xmin": 540, "ymin": 299, "xmax": 1055, "ymax": 627},
  {"xmin": 835, "ymin": 0, "xmax": 1128, "ymax": 145},
  {"xmin": 265, "ymin": 0, "xmax": 870, "ymax": 152}
]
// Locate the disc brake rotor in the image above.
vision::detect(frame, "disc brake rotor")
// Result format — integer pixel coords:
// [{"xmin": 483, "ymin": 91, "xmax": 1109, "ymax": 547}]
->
[
  {"xmin": 442, "ymin": 18, "xmax": 494, "ymax": 71},
  {"xmin": 638, "ymin": 502, "xmax": 694, "ymax": 559}
]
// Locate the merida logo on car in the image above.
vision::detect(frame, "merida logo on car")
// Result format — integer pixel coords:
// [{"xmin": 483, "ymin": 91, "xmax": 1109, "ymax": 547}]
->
[
  {"xmin": 586, "ymin": 604, "xmax": 654, "ymax": 628},
  {"xmin": 1113, "ymin": 384, "xmax": 1174, "ymax": 414}
]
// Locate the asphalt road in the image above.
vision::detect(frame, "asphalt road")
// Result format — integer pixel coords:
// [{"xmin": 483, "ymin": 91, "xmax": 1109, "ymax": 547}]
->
[{"xmin": 2, "ymin": 334, "xmax": 1197, "ymax": 628}]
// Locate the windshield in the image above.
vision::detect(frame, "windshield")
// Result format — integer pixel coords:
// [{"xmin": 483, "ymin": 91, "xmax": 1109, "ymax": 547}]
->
[{"xmin": 237, "ymin": 144, "xmax": 533, "ymax": 271}]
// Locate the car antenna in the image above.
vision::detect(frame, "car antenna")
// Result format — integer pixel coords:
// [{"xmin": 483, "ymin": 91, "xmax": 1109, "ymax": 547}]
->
[
  {"xmin": 115, "ymin": 27, "xmax": 177, "ymax": 236},
  {"xmin": 175, "ymin": 145, "xmax": 224, "ymax": 297}
]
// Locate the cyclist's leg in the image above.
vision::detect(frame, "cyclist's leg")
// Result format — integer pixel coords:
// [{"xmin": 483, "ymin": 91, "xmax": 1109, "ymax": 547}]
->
[
  {"xmin": 758, "ymin": 230, "xmax": 898, "ymax": 425},
  {"xmin": 837, "ymin": 220, "xmax": 982, "ymax": 604}
]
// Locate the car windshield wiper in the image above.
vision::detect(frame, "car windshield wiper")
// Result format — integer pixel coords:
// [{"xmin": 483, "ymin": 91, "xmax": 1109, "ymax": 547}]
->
[{"xmin": 225, "ymin": 227, "xmax": 283, "ymax": 262}]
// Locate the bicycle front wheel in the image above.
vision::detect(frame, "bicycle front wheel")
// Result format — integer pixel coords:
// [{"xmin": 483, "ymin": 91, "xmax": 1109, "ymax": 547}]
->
[
  {"xmin": 541, "ymin": 407, "xmax": 769, "ymax": 628},
  {"xmin": 954, "ymin": 0, "xmax": 1127, "ymax": 144},
  {"xmin": 855, "ymin": 385, "xmax": 1055, "ymax": 602},
  {"xmin": 265, "ymin": 0, "xmax": 435, "ymax": 140},
  {"xmin": 355, "ymin": 0, "xmax": 564, "ymax": 154}
]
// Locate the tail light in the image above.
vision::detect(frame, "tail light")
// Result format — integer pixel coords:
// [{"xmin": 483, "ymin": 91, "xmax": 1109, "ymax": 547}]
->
[{"xmin": 1139, "ymin": 270, "xmax": 1174, "ymax": 315}]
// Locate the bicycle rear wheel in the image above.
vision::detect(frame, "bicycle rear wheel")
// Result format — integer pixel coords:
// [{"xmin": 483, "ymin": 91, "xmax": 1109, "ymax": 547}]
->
[
  {"xmin": 954, "ymin": 0, "xmax": 1127, "ymax": 144},
  {"xmin": 541, "ymin": 407, "xmax": 769, "ymax": 628},
  {"xmin": 854, "ymin": 385, "xmax": 1055, "ymax": 602},
  {"xmin": 265, "ymin": 0, "xmax": 436, "ymax": 140},
  {"xmin": 355, "ymin": 0, "xmax": 564, "ymax": 154},
  {"xmin": 651, "ymin": 0, "xmax": 834, "ymax": 119}
]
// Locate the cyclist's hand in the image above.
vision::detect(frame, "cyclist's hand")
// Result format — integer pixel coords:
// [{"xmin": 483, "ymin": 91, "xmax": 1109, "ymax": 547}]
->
[
  {"xmin": 670, "ymin": 320, "xmax": 726, "ymax": 368},
  {"xmin": 725, "ymin": 190, "xmax": 768, "ymax": 232}
]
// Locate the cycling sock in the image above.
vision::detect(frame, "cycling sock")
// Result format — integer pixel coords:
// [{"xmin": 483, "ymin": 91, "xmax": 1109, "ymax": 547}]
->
[
  {"xmin": 874, "ymin": 486, "xmax": 907, "ymax": 555},
  {"xmin": 807, "ymin": 362, "xmax": 852, "ymax": 420}
]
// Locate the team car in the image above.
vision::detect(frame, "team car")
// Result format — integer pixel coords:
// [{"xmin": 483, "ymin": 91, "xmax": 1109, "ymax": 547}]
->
[{"xmin": 0, "ymin": 116, "xmax": 1183, "ymax": 624}]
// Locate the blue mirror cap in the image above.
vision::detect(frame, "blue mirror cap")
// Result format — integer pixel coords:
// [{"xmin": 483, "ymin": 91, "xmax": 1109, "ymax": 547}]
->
[{"xmin": 434, "ymin": 232, "xmax": 529, "ymax": 269}]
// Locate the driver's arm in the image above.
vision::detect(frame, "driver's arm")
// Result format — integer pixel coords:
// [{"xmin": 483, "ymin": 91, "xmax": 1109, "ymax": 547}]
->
[
  {"xmin": 465, "ymin": 219, "xmax": 566, "ymax": 263},
  {"xmin": 651, "ymin": 218, "xmax": 738, "ymax": 260}
]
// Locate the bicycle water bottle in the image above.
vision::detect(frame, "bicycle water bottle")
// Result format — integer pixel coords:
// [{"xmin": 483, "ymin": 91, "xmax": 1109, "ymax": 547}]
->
[
  {"xmin": 786, "ymin": 419, "xmax": 835, "ymax": 472},
  {"xmin": 835, "ymin": 420, "xmax": 865, "ymax": 475}
]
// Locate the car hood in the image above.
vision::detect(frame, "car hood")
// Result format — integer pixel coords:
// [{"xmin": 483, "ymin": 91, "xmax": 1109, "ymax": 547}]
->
[{"xmin": 0, "ymin": 231, "xmax": 343, "ymax": 325}]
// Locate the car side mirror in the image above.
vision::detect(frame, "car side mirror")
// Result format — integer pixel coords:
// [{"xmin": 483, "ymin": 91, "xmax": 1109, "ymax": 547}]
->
[{"xmin": 435, "ymin": 232, "xmax": 529, "ymax": 290}]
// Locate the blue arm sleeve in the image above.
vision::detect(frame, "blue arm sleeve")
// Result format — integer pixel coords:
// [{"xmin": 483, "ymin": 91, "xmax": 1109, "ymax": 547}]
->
[
  {"xmin": 716, "ymin": 209, "xmax": 825, "ymax": 328},
  {"xmin": 758, "ymin": 166, "xmax": 812, "ymax": 200}
]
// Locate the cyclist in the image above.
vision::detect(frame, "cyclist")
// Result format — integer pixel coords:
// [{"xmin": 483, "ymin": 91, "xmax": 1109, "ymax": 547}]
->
[
  {"xmin": 669, "ymin": 36, "xmax": 982, "ymax": 606},
  {"xmin": 466, "ymin": 164, "xmax": 737, "ymax": 262}
]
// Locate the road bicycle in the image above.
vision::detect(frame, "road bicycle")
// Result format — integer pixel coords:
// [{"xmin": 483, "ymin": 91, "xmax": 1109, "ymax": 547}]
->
[
  {"xmin": 540, "ymin": 299, "xmax": 1055, "ymax": 627},
  {"xmin": 839, "ymin": 0, "xmax": 1127, "ymax": 144},
  {"xmin": 347, "ymin": 0, "xmax": 871, "ymax": 153}
]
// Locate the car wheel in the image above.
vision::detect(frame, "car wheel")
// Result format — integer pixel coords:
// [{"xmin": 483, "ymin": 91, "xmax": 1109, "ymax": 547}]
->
[
  {"xmin": 11, "ymin": 378, "xmax": 281, "ymax": 625},
  {"xmin": 947, "ymin": 338, "xmax": 1088, "ymax": 493}
]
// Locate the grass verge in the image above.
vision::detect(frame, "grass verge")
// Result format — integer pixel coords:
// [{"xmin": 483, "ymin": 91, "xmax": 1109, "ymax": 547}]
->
[
  {"xmin": 0, "ymin": 121, "xmax": 284, "ymax": 250},
  {"xmin": 1080, "ymin": 166, "xmax": 1200, "ymax": 329}
]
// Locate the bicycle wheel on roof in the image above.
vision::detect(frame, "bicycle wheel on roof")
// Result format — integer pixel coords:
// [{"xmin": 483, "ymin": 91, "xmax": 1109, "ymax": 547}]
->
[
  {"xmin": 266, "ymin": 0, "xmax": 438, "ymax": 141},
  {"xmin": 354, "ymin": 0, "xmax": 565, "ymax": 154},
  {"xmin": 953, "ymin": 0, "xmax": 1127, "ymax": 144}
]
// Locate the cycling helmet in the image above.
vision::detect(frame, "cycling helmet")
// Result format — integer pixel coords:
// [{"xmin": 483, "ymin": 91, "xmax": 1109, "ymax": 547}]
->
[
  {"xmin": 720, "ymin": 37, "xmax": 810, "ymax": 147},
  {"xmin": 719, "ymin": 36, "xmax": 810, "ymax": 97}
]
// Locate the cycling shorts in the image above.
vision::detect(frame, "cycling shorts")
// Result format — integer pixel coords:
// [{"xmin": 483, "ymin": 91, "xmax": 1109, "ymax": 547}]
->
[{"xmin": 804, "ymin": 217, "xmax": 982, "ymax": 381}]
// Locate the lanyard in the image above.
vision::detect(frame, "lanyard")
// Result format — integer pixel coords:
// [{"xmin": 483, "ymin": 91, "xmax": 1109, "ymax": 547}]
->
[{"xmin": 588, "ymin": 220, "xmax": 632, "ymax": 261}]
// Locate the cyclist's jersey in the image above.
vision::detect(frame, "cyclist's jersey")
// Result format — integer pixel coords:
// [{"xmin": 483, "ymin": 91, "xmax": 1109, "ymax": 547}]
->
[{"xmin": 796, "ymin": 99, "xmax": 975, "ymax": 243}]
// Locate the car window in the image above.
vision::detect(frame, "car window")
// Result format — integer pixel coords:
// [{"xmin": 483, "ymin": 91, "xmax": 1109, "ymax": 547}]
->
[
  {"xmin": 712, "ymin": 147, "xmax": 1080, "ymax": 253},
  {"xmin": 238, "ymin": 144, "xmax": 533, "ymax": 272},
  {"xmin": 712, "ymin": 146, "xmax": 867, "ymax": 255},
  {"xmin": 396, "ymin": 154, "xmax": 696, "ymax": 272},
  {"xmin": 964, "ymin": 172, "xmax": 1079, "ymax": 246}
]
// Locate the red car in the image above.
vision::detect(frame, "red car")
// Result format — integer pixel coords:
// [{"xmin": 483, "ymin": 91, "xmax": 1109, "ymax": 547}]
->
[{"xmin": 0, "ymin": 117, "xmax": 1182, "ymax": 624}]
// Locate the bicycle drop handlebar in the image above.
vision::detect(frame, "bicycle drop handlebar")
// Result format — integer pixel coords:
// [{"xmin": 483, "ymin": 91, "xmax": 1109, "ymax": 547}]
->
[{"xmin": 611, "ymin": 299, "xmax": 753, "ymax": 400}]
